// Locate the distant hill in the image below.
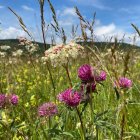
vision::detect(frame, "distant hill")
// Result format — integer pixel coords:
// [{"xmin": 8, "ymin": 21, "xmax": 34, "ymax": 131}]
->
[
  {"xmin": 0, "ymin": 39, "xmax": 139, "ymax": 53},
  {"xmin": 80, "ymin": 41, "xmax": 140, "ymax": 51},
  {"xmin": 0, "ymin": 39, "xmax": 47, "ymax": 53}
]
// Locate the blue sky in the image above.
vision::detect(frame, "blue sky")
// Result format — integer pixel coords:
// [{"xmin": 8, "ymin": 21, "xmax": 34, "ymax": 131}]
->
[{"xmin": 0, "ymin": 0, "xmax": 140, "ymax": 43}]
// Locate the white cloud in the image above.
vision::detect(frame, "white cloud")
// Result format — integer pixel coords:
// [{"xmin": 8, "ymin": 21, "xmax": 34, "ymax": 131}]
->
[
  {"xmin": 95, "ymin": 23, "xmax": 116, "ymax": 36},
  {"xmin": 58, "ymin": 18, "xmax": 76, "ymax": 26},
  {"xmin": 93, "ymin": 22, "xmax": 140, "ymax": 45},
  {"xmin": 55, "ymin": 7, "xmax": 78, "ymax": 27},
  {"xmin": 0, "ymin": 27, "xmax": 27, "ymax": 39},
  {"xmin": 22, "ymin": 5, "xmax": 34, "ymax": 11},
  {"xmin": 93, "ymin": 23, "xmax": 126, "ymax": 42},
  {"xmin": 1, "ymin": 23, "xmax": 139, "ymax": 45},
  {"xmin": 61, "ymin": 7, "xmax": 76, "ymax": 17}
]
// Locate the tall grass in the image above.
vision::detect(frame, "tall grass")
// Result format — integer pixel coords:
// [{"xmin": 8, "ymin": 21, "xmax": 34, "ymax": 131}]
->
[{"xmin": 0, "ymin": 0, "xmax": 140, "ymax": 139}]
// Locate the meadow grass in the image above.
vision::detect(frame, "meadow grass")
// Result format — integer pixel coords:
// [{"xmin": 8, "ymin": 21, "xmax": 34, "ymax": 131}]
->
[
  {"xmin": 0, "ymin": 1, "xmax": 140, "ymax": 139},
  {"xmin": 0, "ymin": 48, "xmax": 140, "ymax": 140}
]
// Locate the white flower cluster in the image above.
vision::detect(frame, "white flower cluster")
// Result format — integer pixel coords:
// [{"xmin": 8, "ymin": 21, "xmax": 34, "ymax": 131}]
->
[
  {"xmin": 8, "ymin": 58, "xmax": 18, "ymax": 64},
  {"xmin": 43, "ymin": 42, "xmax": 86, "ymax": 67},
  {"xmin": 0, "ymin": 45, "xmax": 11, "ymax": 51},
  {"xmin": 0, "ymin": 52, "xmax": 6, "ymax": 58},
  {"xmin": 0, "ymin": 45, "xmax": 11, "ymax": 58},
  {"xmin": 12, "ymin": 49, "xmax": 23, "ymax": 57},
  {"xmin": 19, "ymin": 37, "xmax": 38, "ymax": 54}
]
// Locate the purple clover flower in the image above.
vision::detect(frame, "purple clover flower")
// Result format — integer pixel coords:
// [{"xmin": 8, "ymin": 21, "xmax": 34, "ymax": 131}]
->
[
  {"xmin": 58, "ymin": 88, "xmax": 81, "ymax": 107},
  {"xmin": 0, "ymin": 94, "xmax": 6, "ymax": 108},
  {"xmin": 78, "ymin": 64, "xmax": 94, "ymax": 82},
  {"xmin": 10, "ymin": 94, "xmax": 19, "ymax": 105},
  {"xmin": 81, "ymin": 83, "xmax": 96, "ymax": 93},
  {"xmin": 95, "ymin": 71, "xmax": 106, "ymax": 82},
  {"xmin": 118, "ymin": 77, "xmax": 132, "ymax": 88},
  {"xmin": 38, "ymin": 102, "xmax": 58, "ymax": 117}
]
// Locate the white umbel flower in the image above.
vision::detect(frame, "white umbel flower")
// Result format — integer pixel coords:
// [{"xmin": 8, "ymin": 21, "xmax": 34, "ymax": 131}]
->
[
  {"xmin": 44, "ymin": 42, "xmax": 86, "ymax": 67},
  {"xmin": 0, "ymin": 45, "xmax": 11, "ymax": 51}
]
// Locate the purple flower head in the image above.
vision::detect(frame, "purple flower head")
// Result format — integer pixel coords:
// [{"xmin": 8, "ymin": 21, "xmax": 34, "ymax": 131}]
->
[
  {"xmin": 78, "ymin": 64, "xmax": 94, "ymax": 82},
  {"xmin": 58, "ymin": 88, "xmax": 81, "ymax": 107},
  {"xmin": 81, "ymin": 83, "xmax": 96, "ymax": 93},
  {"xmin": 0, "ymin": 94, "xmax": 6, "ymax": 108},
  {"xmin": 38, "ymin": 102, "xmax": 58, "ymax": 117},
  {"xmin": 95, "ymin": 71, "xmax": 106, "ymax": 82},
  {"xmin": 118, "ymin": 77, "xmax": 132, "ymax": 88},
  {"xmin": 10, "ymin": 94, "xmax": 19, "ymax": 105}
]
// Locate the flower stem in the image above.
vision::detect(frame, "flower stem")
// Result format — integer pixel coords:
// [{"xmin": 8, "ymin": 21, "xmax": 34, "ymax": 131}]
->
[
  {"xmin": 120, "ymin": 99, "xmax": 126, "ymax": 140},
  {"xmin": 76, "ymin": 107, "xmax": 86, "ymax": 140},
  {"xmin": 46, "ymin": 63, "xmax": 56, "ymax": 101},
  {"xmin": 120, "ymin": 113, "xmax": 125, "ymax": 140},
  {"xmin": 64, "ymin": 65, "xmax": 72, "ymax": 88},
  {"xmin": 89, "ymin": 91, "xmax": 95, "ymax": 138},
  {"xmin": 64, "ymin": 64, "xmax": 86, "ymax": 139}
]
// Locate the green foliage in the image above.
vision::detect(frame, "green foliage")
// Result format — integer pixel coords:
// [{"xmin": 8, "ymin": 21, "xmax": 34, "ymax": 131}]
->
[{"xmin": 0, "ymin": 47, "xmax": 140, "ymax": 139}]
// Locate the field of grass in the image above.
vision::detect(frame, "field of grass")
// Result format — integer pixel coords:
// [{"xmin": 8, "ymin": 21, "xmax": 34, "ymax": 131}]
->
[
  {"xmin": 1, "ymin": 1, "xmax": 140, "ymax": 139},
  {"xmin": 0, "ymin": 41, "xmax": 140, "ymax": 140}
]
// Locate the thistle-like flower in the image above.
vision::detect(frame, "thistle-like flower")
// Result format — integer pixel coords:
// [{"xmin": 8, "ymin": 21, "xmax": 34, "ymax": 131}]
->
[
  {"xmin": 78, "ymin": 64, "xmax": 94, "ymax": 82},
  {"xmin": 10, "ymin": 94, "xmax": 19, "ymax": 105},
  {"xmin": 38, "ymin": 102, "xmax": 58, "ymax": 117},
  {"xmin": 57, "ymin": 88, "xmax": 81, "ymax": 107},
  {"xmin": 95, "ymin": 71, "xmax": 106, "ymax": 82},
  {"xmin": 118, "ymin": 77, "xmax": 132, "ymax": 88}
]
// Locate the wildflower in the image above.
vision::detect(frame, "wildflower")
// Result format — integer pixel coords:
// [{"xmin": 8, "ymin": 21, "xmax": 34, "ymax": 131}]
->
[
  {"xmin": 12, "ymin": 49, "xmax": 23, "ymax": 57},
  {"xmin": 78, "ymin": 64, "xmax": 94, "ymax": 82},
  {"xmin": 30, "ymin": 95, "xmax": 36, "ymax": 106},
  {"xmin": 81, "ymin": 83, "xmax": 96, "ymax": 93},
  {"xmin": 0, "ymin": 45, "xmax": 11, "ymax": 51},
  {"xmin": 57, "ymin": 88, "xmax": 81, "ymax": 107},
  {"xmin": 118, "ymin": 77, "xmax": 132, "ymax": 88},
  {"xmin": 95, "ymin": 71, "xmax": 106, "ymax": 82},
  {"xmin": 0, "ymin": 94, "xmax": 6, "ymax": 108},
  {"xmin": 44, "ymin": 42, "xmax": 86, "ymax": 67},
  {"xmin": 18, "ymin": 37, "xmax": 38, "ymax": 54},
  {"xmin": 38, "ymin": 102, "xmax": 58, "ymax": 117},
  {"xmin": 41, "ymin": 56, "xmax": 48, "ymax": 62},
  {"xmin": 0, "ymin": 52, "xmax": 6, "ymax": 58},
  {"xmin": 7, "ymin": 94, "xmax": 19, "ymax": 105}
]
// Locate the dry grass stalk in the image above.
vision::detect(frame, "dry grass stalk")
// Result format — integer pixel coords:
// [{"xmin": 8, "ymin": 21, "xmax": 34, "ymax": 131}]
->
[
  {"xmin": 8, "ymin": 7, "xmax": 34, "ymax": 40},
  {"xmin": 38, "ymin": 0, "xmax": 47, "ymax": 50}
]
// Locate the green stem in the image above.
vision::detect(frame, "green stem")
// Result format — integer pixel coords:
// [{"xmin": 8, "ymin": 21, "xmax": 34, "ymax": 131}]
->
[
  {"xmin": 96, "ymin": 125, "xmax": 99, "ymax": 140},
  {"xmin": 64, "ymin": 64, "xmax": 86, "ymax": 139},
  {"xmin": 64, "ymin": 65, "xmax": 72, "ymax": 88},
  {"xmin": 89, "ymin": 90, "xmax": 95, "ymax": 138},
  {"xmin": 46, "ymin": 63, "xmax": 56, "ymax": 101},
  {"xmin": 120, "ymin": 95, "xmax": 127, "ymax": 140},
  {"xmin": 120, "ymin": 113, "xmax": 125, "ymax": 140},
  {"xmin": 76, "ymin": 107, "xmax": 86, "ymax": 140},
  {"xmin": 48, "ymin": 117, "xmax": 51, "ymax": 140}
]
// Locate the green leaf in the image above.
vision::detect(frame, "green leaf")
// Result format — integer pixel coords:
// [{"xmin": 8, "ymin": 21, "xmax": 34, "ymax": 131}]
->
[
  {"xmin": 124, "ymin": 132, "xmax": 140, "ymax": 139},
  {"xmin": 95, "ymin": 109, "xmax": 110, "ymax": 120},
  {"xmin": 61, "ymin": 131, "xmax": 74, "ymax": 138}
]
